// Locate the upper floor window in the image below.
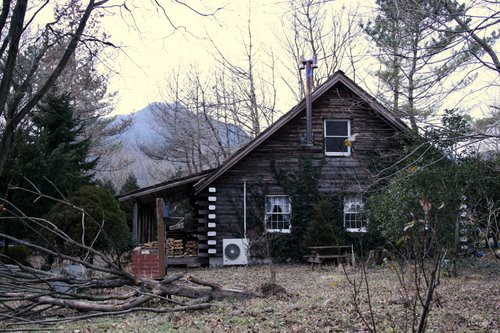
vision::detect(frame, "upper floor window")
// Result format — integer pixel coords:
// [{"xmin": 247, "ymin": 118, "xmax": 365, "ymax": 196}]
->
[
  {"xmin": 324, "ymin": 120, "xmax": 351, "ymax": 156},
  {"xmin": 344, "ymin": 195, "xmax": 368, "ymax": 232},
  {"xmin": 265, "ymin": 195, "xmax": 291, "ymax": 233}
]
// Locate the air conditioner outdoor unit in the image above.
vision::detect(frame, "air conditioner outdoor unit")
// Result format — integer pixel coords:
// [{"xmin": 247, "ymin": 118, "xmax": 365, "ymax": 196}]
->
[{"xmin": 223, "ymin": 238, "xmax": 249, "ymax": 266}]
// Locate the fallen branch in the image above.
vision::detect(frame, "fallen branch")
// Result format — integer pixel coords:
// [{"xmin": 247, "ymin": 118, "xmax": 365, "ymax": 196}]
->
[
  {"xmin": 0, "ymin": 189, "xmax": 257, "ymax": 329},
  {"xmin": 5, "ymin": 303, "xmax": 213, "ymax": 327}
]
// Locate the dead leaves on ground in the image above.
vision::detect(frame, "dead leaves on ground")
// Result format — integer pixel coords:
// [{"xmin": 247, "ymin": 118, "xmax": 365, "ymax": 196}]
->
[{"xmin": 42, "ymin": 259, "xmax": 500, "ymax": 332}]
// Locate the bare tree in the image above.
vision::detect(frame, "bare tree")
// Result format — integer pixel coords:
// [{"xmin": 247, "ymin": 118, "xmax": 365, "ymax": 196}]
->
[
  {"xmin": 0, "ymin": 0, "xmax": 111, "ymax": 175},
  {"xmin": 279, "ymin": 0, "xmax": 365, "ymax": 100},
  {"xmin": 209, "ymin": 13, "xmax": 279, "ymax": 138},
  {"xmin": 140, "ymin": 67, "xmax": 246, "ymax": 175},
  {"xmin": 345, "ymin": 197, "xmax": 446, "ymax": 333},
  {"xmin": 0, "ymin": 0, "xmax": 224, "ymax": 177},
  {"xmin": 140, "ymin": 11, "xmax": 280, "ymax": 174}
]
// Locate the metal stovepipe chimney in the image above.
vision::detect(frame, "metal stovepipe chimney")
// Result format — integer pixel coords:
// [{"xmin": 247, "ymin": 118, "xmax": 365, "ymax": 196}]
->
[{"xmin": 299, "ymin": 55, "xmax": 317, "ymax": 145}]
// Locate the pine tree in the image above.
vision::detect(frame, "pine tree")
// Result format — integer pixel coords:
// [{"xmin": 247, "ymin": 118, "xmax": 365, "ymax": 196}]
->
[
  {"xmin": 120, "ymin": 173, "xmax": 140, "ymax": 195},
  {"xmin": 97, "ymin": 178, "xmax": 117, "ymax": 196},
  {"xmin": 363, "ymin": 0, "xmax": 473, "ymax": 130},
  {"xmin": 1, "ymin": 94, "xmax": 97, "ymax": 223}
]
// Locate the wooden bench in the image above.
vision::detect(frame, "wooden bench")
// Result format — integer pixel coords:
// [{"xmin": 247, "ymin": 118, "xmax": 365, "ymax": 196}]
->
[{"xmin": 306, "ymin": 245, "xmax": 356, "ymax": 269}]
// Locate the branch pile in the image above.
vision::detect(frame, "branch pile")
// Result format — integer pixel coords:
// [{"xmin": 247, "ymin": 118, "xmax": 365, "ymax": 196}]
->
[
  {"xmin": 0, "ymin": 260, "xmax": 256, "ymax": 327},
  {"xmin": 0, "ymin": 191, "xmax": 256, "ymax": 328}
]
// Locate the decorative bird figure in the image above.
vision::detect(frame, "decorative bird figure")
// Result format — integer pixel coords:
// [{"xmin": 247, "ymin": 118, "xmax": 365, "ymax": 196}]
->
[{"xmin": 343, "ymin": 133, "xmax": 359, "ymax": 147}]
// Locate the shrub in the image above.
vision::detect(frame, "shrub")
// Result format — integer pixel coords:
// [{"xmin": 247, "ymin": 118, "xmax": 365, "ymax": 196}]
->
[
  {"xmin": 303, "ymin": 196, "xmax": 346, "ymax": 248},
  {"xmin": 0, "ymin": 245, "xmax": 30, "ymax": 265},
  {"xmin": 45, "ymin": 185, "xmax": 130, "ymax": 257}
]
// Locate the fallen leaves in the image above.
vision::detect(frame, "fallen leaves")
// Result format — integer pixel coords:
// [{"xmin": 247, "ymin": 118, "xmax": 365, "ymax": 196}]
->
[{"xmin": 41, "ymin": 259, "xmax": 500, "ymax": 332}]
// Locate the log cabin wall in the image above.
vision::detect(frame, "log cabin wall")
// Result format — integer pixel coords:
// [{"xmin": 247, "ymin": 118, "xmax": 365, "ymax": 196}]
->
[{"xmin": 197, "ymin": 82, "xmax": 402, "ymax": 258}]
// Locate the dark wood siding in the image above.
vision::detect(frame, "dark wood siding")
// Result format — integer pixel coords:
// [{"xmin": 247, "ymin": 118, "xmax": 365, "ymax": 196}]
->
[{"xmin": 198, "ymin": 82, "xmax": 401, "ymax": 256}]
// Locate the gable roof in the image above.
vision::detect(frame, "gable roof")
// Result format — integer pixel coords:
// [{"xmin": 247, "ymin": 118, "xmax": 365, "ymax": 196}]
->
[
  {"xmin": 194, "ymin": 70, "xmax": 408, "ymax": 194},
  {"xmin": 192, "ymin": 71, "xmax": 407, "ymax": 194},
  {"xmin": 116, "ymin": 72, "xmax": 407, "ymax": 202},
  {"xmin": 194, "ymin": 71, "xmax": 407, "ymax": 194}
]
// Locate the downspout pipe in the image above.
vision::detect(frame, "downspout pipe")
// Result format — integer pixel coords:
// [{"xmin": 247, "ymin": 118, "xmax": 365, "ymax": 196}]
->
[{"xmin": 243, "ymin": 179, "xmax": 247, "ymax": 240}]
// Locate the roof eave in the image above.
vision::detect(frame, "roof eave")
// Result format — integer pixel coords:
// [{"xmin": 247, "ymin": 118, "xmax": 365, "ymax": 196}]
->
[{"xmin": 118, "ymin": 169, "xmax": 214, "ymax": 203}]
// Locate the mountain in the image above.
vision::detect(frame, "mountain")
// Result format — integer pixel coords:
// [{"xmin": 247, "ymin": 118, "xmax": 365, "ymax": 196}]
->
[{"xmin": 97, "ymin": 103, "xmax": 248, "ymax": 189}]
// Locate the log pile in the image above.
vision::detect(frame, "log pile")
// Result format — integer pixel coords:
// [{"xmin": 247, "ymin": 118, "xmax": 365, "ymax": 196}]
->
[
  {"xmin": 139, "ymin": 241, "xmax": 158, "ymax": 249},
  {"xmin": 167, "ymin": 239, "xmax": 197, "ymax": 257},
  {"xmin": 168, "ymin": 238, "xmax": 184, "ymax": 256},
  {"xmin": 135, "ymin": 239, "xmax": 197, "ymax": 257}
]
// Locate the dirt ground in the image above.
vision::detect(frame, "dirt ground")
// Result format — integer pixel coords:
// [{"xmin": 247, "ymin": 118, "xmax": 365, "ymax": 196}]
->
[{"xmin": 20, "ymin": 259, "xmax": 500, "ymax": 332}]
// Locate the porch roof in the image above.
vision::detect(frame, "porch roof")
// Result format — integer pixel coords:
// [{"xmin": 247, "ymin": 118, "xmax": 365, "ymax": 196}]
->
[{"xmin": 117, "ymin": 169, "xmax": 214, "ymax": 207}]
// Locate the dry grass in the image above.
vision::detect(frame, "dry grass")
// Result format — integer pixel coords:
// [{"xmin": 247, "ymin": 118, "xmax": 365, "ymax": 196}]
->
[{"xmin": 16, "ymin": 259, "xmax": 500, "ymax": 332}]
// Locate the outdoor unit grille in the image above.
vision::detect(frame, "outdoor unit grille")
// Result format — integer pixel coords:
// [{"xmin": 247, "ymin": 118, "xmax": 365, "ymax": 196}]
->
[{"xmin": 222, "ymin": 239, "xmax": 249, "ymax": 266}]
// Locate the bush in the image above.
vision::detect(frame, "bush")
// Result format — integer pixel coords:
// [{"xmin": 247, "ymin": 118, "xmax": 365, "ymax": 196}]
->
[
  {"xmin": 303, "ymin": 196, "xmax": 346, "ymax": 248},
  {"xmin": 270, "ymin": 233, "xmax": 301, "ymax": 262},
  {"xmin": 0, "ymin": 245, "xmax": 30, "ymax": 265},
  {"xmin": 44, "ymin": 185, "xmax": 130, "ymax": 257}
]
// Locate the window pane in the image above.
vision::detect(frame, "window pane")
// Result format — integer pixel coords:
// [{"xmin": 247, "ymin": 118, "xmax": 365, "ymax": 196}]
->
[
  {"xmin": 265, "ymin": 198, "xmax": 271, "ymax": 213},
  {"xmin": 325, "ymin": 120, "xmax": 348, "ymax": 136},
  {"xmin": 272, "ymin": 205, "xmax": 283, "ymax": 214},
  {"xmin": 344, "ymin": 195, "xmax": 368, "ymax": 230},
  {"xmin": 281, "ymin": 198, "xmax": 290, "ymax": 213},
  {"xmin": 265, "ymin": 196, "xmax": 291, "ymax": 231},
  {"xmin": 325, "ymin": 137, "xmax": 348, "ymax": 153}
]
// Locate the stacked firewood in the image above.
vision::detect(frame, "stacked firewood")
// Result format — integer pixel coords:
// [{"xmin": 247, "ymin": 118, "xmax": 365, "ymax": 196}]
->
[
  {"xmin": 139, "ymin": 241, "xmax": 157, "ymax": 249},
  {"xmin": 168, "ymin": 238, "xmax": 184, "ymax": 257},
  {"xmin": 166, "ymin": 239, "xmax": 198, "ymax": 257}
]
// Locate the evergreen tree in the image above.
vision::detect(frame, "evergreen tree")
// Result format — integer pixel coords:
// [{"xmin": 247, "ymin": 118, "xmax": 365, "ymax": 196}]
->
[
  {"xmin": 97, "ymin": 178, "xmax": 117, "ymax": 196},
  {"xmin": 1, "ymin": 94, "xmax": 96, "ymax": 227},
  {"xmin": 363, "ymin": 0, "xmax": 473, "ymax": 130},
  {"xmin": 120, "ymin": 173, "xmax": 140, "ymax": 195},
  {"xmin": 369, "ymin": 110, "xmax": 499, "ymax": 258}
]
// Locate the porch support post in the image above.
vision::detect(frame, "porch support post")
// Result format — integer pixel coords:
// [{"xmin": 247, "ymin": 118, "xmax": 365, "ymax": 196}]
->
[
  {"xmin": 132, "ymin": 200, "xmax": 139, "ymax": 243},
  {"xmin": 156, "ymin": 198, "xmax": 166, "ymax": 278}
]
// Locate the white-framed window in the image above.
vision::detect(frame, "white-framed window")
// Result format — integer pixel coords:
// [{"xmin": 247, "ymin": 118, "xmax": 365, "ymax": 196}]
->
[
  {"xmin": 344, "ymin": 195, "xmax": 368, "ymax": 232},
  {"xmin": 324, "ymin": 119, "xmax": 351, "ymax": 156},
  {"xmin": 265, "ymin": 195, "xmax": 291, "ymax": 233}
]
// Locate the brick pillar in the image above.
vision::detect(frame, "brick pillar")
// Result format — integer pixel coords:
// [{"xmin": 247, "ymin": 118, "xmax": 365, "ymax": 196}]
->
[{"xmin": 131, "ymin": 248, "xmax": 161, "ymax": 279}]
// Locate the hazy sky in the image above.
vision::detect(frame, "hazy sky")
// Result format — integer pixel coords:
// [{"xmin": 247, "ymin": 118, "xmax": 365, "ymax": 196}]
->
[
  {"xmin": 96, "ymin": 0, "xmax": 497, "ymax": 118},
  {"xmin": 104, "ymin": 0, "xmax": 294, "ymax": 115}
]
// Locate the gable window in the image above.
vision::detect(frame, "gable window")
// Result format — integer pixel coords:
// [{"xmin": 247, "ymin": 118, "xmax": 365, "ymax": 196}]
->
[
  {"xmin": 324, "ymin": 120, "xmax": 351, "ymax": 156},
  {"xmin": 265, "ymin": 195, "xmax": 291, "ymax": 233},
  {"xmin": 344, "ymin": 195, "xmax": 368, "ymax": 232}
]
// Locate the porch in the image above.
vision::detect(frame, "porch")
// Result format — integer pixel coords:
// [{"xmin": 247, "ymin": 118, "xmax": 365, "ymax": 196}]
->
[{"xmin": 118, "ymin": 170, "xmax": 214, "ymax": 268}]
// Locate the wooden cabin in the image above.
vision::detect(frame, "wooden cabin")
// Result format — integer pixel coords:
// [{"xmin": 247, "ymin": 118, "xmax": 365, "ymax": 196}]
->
[{"xmin": 118, "ymin": 71, "xmax": 407, "ymax": 267}]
